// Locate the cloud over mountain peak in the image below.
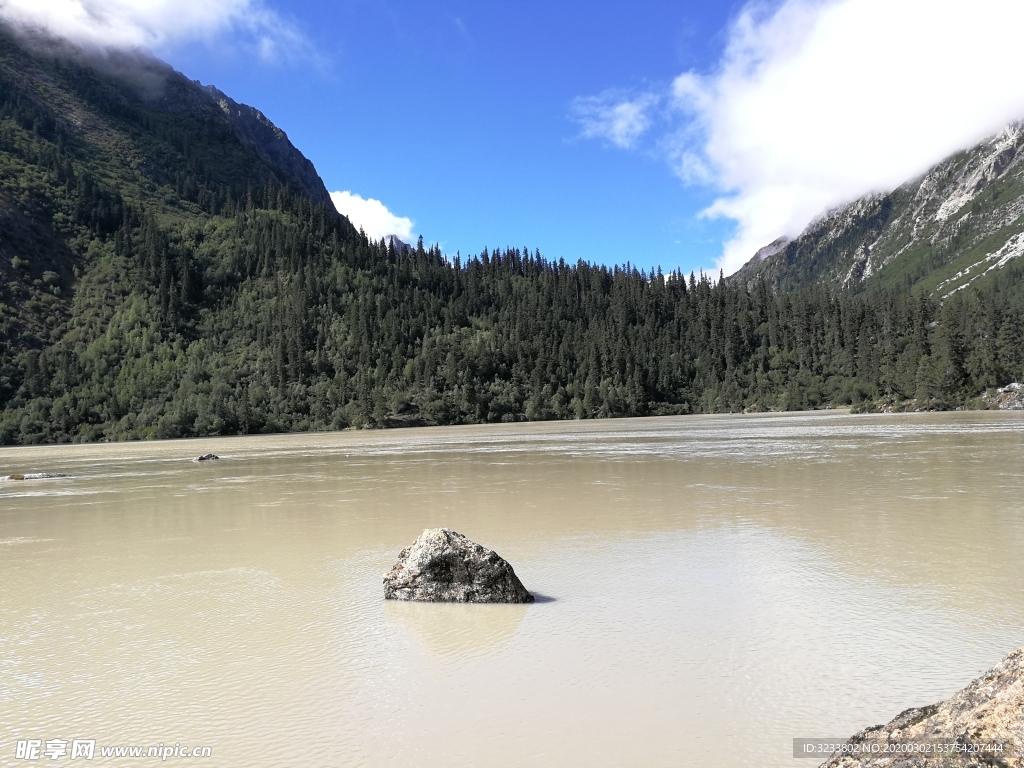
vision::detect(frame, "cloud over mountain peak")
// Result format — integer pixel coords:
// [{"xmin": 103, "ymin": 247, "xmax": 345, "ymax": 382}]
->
[
  {"xmin": 0, "ymin": 0, "xmax": 310, "ymax": 62},
  {"xmin": 577, "ymin": 0, "xmax": 1024, "ymax": 274}
]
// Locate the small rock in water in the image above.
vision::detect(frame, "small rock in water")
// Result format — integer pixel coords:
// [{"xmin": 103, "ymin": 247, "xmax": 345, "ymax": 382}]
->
[
  {"xmin": 194, "ymin": 454, "xmax": 220, "ymax": 462},
  {"xmin": 4, "ymin": 473, "xmax": 68, "ymax": 481},
  {"xmin": 384, "ymin": 528, "xmax": 534, "ymax": 603}
]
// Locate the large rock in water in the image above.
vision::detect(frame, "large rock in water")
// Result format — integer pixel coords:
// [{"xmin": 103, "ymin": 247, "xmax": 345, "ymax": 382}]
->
[
  {"xmin": 821, "ymin": 647, "xmax": 1024, "ymax": 767},
  {"xmin": 383, "ymin": 528, "xmax": 534, "ymax": 603}
]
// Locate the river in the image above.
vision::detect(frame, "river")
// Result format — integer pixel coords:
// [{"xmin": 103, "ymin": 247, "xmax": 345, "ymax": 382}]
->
[{"xmin": 2, "ymin": 411, "xmax": 1023, "ymax": 766}]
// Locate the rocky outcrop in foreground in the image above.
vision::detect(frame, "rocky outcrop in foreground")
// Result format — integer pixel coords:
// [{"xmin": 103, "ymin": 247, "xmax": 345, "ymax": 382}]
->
[
  {"xmin": 384, "ymin": 528, "xmax": 534, "ymax": 603},
  {"xmin": 822, "ymin": 647, "xmax": 1024, "ymax": 767}
]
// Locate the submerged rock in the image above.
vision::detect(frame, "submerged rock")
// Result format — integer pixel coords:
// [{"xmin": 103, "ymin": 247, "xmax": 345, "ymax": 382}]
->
[
  {"xmin": 383, "ymin": 528, "xmax": 534, "ymax": 603},
  {"xmin": 4, "ymin": 473, "xmax": 68, "ymax": 481},
  {"xmin": 822, "ymin": 646, "xmax": 1024, "ymax": 767},
  {"xmin": 194, "ymin": 454, "xmax": 220, "ymax": 462}
]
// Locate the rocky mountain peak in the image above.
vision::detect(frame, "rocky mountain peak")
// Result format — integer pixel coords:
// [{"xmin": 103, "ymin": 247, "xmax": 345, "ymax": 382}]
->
[
  {"xmin": 731, "ymin": 120, "xmax": 1024, "ymax": 296},
  {"xmin": 199, "ymin": 84, "xmax": 331, "ymax": 206}
]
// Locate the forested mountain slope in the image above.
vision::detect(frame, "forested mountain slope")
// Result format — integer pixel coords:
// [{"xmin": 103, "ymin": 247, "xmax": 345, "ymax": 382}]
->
[
  {"xmin": 732, "ymin": 123, "xmax": 1024, "ymax": 296},
  {"xmin": 0, "ymin": 25, "xmax": 338, "ymax": 425},
  {"xmin": 1, "ymin": 30, "xmax": 1023, "ymax": 444}
]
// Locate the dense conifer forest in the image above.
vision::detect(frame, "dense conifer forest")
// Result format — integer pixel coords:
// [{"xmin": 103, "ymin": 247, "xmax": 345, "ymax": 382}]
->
[{"xmin": 1, "ymin": 32, "xmax": 1023, "ymax": 444}]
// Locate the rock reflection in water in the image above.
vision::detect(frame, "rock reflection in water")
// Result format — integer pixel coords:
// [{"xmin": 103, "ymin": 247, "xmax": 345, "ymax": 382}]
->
[{"xmin": 384, "ymin": 599, "xmax": 529, "ymax": 656}]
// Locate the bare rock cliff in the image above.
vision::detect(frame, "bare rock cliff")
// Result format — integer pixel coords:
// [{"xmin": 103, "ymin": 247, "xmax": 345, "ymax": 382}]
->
[
  {"xmin": 201, "ymin": 85, "xmax": 332, "ymax": 206},
  {"xmin": 732, "ymin": 122, "xmax": 1024, "ymax": 296}
]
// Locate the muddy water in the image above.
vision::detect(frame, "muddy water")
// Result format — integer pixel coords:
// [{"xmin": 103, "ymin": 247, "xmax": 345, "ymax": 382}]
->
[{"xmin": 2, "ymin": 412, "xmax": 1023, "ymax": 767}]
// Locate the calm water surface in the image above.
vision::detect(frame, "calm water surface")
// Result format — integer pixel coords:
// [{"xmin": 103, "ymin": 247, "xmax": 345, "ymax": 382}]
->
[{"xmin": 2, "ymin": 411, "xmax": 1024, "ymax": 767}]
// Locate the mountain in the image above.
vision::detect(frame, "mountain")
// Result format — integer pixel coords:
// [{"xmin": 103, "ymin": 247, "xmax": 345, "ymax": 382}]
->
[
  {"xmin": 0, "ymin": 24, "xmax": 351, "ymax": 424},
  {"xmin": 383, "ymin": 234, "xmax": 412, "ymax": 252},
  {"xmin": 197, "ymin": 83, "xmax": 331, "ymax": 206},
  {"xmin": 1, "ymin": 27, "xmax": 1023, "ymax": 444},
  {"xmin": 731, "ymin": 123, "xmax": 1024, "ymax": 296}
]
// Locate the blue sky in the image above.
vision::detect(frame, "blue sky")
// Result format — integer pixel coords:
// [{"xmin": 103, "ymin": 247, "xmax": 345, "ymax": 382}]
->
[
  {"xmin": 162, "ymin": 1, "xmax": 743, "ymax": 274},
  {"xmin": 5, "ymin": 0, "xmax": 1024, "ymax": 275}
]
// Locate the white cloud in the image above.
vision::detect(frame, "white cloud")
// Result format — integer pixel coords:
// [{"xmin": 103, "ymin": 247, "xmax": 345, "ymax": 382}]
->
[
  {"xmin": 683, "ymin": 0, "xmax": 1024, "ymax": 274},
  {"xmin": 0, "ymin": 0, "xmax": 310, "ymax": 62},
  {"xmin": 578, "ymin": 0, "xmax": 1024, "ymax": 275},
  {"xmin": 331, "ymin": 191, "xmax": 414, "ymax": 243},
  {"xmin": 571, "ymin": 90, "xmax": 659, "ymax": 149}
]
